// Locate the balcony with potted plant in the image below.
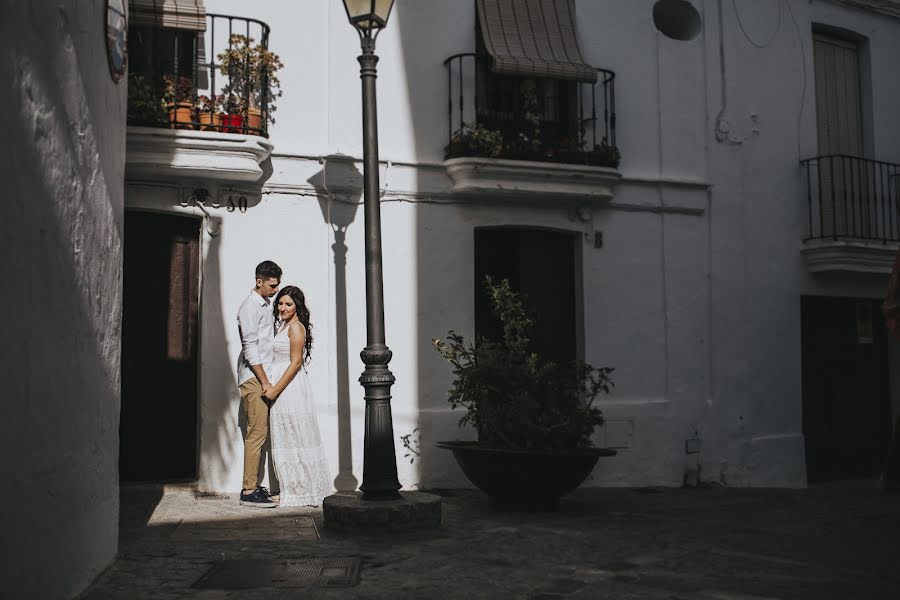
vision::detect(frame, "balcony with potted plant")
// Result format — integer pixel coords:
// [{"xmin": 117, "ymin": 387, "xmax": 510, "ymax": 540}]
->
[
  {"xmin": 441, "ymin": 53, "xmax": 622, "ymax": 202},
  {"xmin": 125, "ymin": 14, "xmax": 280, "ymax": 185}
]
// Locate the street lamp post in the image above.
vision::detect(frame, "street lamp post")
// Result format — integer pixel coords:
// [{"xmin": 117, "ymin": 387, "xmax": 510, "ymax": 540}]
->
[{"xmin": 342, "ymin": 0, "xmax": 401, "ymax": 501}]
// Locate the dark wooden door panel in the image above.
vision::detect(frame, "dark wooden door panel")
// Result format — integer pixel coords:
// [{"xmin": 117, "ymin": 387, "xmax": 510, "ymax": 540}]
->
[
  {"xmin": 121, "ymin": 212, "xmax": 200, "ymax": 482},
  {"xmin": 475, "ymin": 228, "xmax": 576, "ymax": 364},
  {"xmin": 801, "ymin": 296, "xmax": 892, "ymax": 482}
]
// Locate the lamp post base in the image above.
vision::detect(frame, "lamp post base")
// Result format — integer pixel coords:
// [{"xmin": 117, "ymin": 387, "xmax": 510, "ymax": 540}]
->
[{"xmin": 323, "ymin": 491, "xmax": 442, "ymax": 533}]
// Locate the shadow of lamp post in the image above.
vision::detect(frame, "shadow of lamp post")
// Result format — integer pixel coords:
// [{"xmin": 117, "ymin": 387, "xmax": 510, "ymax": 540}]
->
[
  {"xmin": 343, "ymin": 0, "xmax": 401, "ymax": 501},
  {"xmin": 310, "ymin": 155, "xmax": 363, "ymax": 493}
]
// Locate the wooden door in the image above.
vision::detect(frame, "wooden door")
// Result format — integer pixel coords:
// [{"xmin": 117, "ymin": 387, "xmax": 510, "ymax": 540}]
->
[
  {"xmin": 801, "ymin": 296, "xmax": 892, "ymax": 482},
  {"xmin": 120, "ymin": 212, "xmax": 200, "ymax": 482},
  {"xmin": 474, "ymin": 228, "xmax": 577, "ymax": 364},
  {"xmin": 813, "ymin": 33, "xmax": 868, "ymax": 237}
]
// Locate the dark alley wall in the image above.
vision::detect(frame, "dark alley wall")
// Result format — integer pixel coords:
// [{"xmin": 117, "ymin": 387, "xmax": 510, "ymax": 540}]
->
[{"xmin": 0, "ymin": 1, "xmax": 126, "ymax": 597}]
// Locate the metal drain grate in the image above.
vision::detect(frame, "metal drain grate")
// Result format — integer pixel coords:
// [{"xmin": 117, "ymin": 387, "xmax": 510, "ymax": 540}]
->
[
  {"xmin": 192, "ymin": 558, "xmax": 360, "ymax": 589},
  {"xmin": 194, "ymin": 492, "xmax": 231, "ymax": 500}
]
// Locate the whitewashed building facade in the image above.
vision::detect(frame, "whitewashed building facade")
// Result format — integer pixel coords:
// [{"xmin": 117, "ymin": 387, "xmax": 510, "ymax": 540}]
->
[
  {"xmin": 5, "ymin": 1, "xmax": 900, "ymax": 596},
  {"xmin": 126, "ymin": 0, "xmax": 897, "ymax": 494}
]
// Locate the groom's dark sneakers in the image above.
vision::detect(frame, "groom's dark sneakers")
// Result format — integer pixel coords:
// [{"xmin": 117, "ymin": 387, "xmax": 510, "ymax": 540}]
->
[{"xmin": 240, "ymin": 487, "xmax": 276, "ymax": 508}]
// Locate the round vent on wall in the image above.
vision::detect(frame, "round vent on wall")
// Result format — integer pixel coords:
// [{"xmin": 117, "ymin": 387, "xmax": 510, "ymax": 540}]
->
[{"xmin": 653, "ymin": 0, "xmax": 702, "ymax": 41}]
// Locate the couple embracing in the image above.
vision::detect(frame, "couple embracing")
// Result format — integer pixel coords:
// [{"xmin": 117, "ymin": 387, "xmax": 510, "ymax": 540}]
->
[{"xmin": 236, "ymin": 260, "xmax": 331, "ymax": 508}]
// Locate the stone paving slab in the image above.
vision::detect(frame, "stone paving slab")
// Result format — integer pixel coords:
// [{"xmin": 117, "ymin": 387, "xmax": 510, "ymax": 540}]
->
[
  {"xmin": 172, "ymin": 516, "xmax": 319, "ymax": 542},
  {"xmin": 79, "ymin": 482, "xmax": 900, "ymax": 600}
]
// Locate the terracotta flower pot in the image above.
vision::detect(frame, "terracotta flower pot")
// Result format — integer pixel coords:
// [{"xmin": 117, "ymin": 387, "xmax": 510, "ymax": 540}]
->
[
  {"xmin": 166, "ymin": 102, "xmax": 194, "ymax": 130},
  {"xmin": 246, "ymin": 107, "xmax": 263, "ymax": 135},
  {"xmin": 221, "ymin": 113, "xmax": 244, "ymax": 134},
  {"xmin": 198, "ymin": 112, "xmax": 222, "ymax": 132}
]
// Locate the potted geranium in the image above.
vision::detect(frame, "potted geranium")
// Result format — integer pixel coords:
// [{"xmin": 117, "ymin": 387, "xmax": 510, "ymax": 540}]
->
[
  {"xmin": 433, "ymin": 277, "xmax": 616, "ymax": 508},
  {"xmin": 163, "ymin": 73, "xmax": 195, "ymax": 129},
  {"xmin": 219, "ymin": 93, "xmax": 245, "ymax": 133},
  {"xmin": 217, "ymin": 34, "xmax": 284, "ymax": 135},
  {"xmin": 195, "ymin": 94, "xmax": 223, "ymax": 131}
]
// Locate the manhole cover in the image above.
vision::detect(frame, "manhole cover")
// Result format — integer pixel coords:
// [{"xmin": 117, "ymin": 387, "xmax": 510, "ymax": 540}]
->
[{"xmin": 192, "ymin": 558, "xmax": 360, "ymax": 589}]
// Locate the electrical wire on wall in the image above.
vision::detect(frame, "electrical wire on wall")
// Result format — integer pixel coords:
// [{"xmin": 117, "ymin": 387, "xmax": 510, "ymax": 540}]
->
[
  {"xmin": 714, "ymin": 0, "xmax": 741, "ymax": 145},
  {"xmin": 715, "ymin": 0, "xmax": 808, "ymax": 146},
  {"xmin": 732, "ymin": 0, "xmax": 782, "ymax": 48}
]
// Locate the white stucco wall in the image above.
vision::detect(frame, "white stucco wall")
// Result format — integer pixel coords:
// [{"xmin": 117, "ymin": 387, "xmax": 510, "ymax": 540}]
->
[
  {"xmin": 1, "ymin": 0, "xmax": 126, "ymax": 597},
  {"xmin": 125, "ymin": 0, "xmax": 900, "ymax": 494}
]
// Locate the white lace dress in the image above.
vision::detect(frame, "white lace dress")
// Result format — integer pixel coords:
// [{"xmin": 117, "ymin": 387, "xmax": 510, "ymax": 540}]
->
[{"xmin": 267, "ymin": 324, "xmax": 331, "ymax": 506}]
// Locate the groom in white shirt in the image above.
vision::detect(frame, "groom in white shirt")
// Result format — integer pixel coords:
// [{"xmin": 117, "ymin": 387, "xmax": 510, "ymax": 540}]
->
[{"xmin": 236, "ymin": 260, "xmax": 282, "ymax": 507}]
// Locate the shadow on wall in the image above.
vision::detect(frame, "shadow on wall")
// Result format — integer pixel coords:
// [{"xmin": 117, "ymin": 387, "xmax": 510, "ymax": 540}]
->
[
  {"xmin": 123, "ymin": 140, "xmax": 272, "ymax": 494},
  {"xmin": 2, "ymin": 11, "xmax": 124, "ymax": 598},
  {"xmin": 198, "ymin": 227, "xmax": 246, "ymax": 490},
  {"xmin": 309, "ymin": 155, "xmax": 363, "ymax": 491},
  {"xmin": 395, "ymin": 1, "xmax": 479, "ymax": 488}
]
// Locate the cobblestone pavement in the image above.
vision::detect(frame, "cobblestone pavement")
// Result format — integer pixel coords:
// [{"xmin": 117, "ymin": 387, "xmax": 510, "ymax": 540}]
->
[{"xmin": 79, "ymin": 481, "xmax": 900, "ymax": 600}]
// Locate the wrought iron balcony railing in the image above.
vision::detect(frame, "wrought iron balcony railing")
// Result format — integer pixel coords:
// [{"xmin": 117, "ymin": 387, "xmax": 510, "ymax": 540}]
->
[
  {"xmin": 443, "ymin": 53, "xmax": 618, "ymax": 168},
  {"xmin": 127, "ymin": 14, "xmax": 278, "ymax": 137},
  {"xmin": 802, "ymin": 155, "xmax": 900, "ymax": 242}
]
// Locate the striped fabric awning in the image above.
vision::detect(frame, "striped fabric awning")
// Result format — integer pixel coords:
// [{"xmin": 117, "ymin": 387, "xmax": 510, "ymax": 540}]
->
[
  {"xmin": 129, "ymin": 0, "xmax": 206, "ymax": 31},
  {"xmin": 476, "ymin": 0, "xmax": 597, "ymax": 83}
]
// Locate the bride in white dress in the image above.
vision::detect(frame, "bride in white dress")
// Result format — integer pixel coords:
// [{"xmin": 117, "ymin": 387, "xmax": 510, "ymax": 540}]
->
[{"xmin": 264, "ymin": 285, "xmax": 331, "ymax": 507}]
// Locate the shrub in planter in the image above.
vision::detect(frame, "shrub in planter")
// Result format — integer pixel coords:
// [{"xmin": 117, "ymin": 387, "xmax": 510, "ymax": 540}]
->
[
  {"xmin": 196, "ymin": 94, "xmax": 223, "ymax": 131},
  {"xmin": 433, "ymin": 278, "xmax": 615, "ymax": 505},
  {"xmin": 163, "ymin": 73, "xmax": 195, "ymax": 129},
  {"xmin": 219, "ymin": 93, "xmax": 245, "ymax": 133},
  {"xmin": 433, "ymin": 277, "xmax": 613, "ymax": 451},
  {"xmin": 217, "ymin": 34, "xmax": 283, "ymax": 134}
]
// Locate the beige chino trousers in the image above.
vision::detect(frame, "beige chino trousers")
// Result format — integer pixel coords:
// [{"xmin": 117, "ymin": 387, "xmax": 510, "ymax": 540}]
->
[{"xmin": 239, "ymin": 378, "xmax": 270, "ymax": 491}]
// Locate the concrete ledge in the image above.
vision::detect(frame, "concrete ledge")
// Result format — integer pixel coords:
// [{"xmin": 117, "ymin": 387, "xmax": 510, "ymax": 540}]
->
[
  {"xmin": 801, "ymin": 238, "xmax": 900, "ymax": 273},
  {"xmin": 125, "ymin": 126, "xmax": 274, "ymax": 184},
  {"xmin": 443, "ymin": 156, "xmax": 621, "ymax": 202},
  {"xmin": 323, "ymin": 491, "xmax": 442, "ymax": 533}
]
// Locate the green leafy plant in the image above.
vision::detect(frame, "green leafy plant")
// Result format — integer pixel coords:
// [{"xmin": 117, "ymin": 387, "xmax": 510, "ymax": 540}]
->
[
  {"xmin": 433, "ymin": 277, "xmax": 613, "ymax": 451},
  {"xmin": 217, "ymin": 34, "xmax": 284, "ymax": 123},
  {"xmin": 400, "ymin": 427, "xmax": 421, "ymax": 464},
  {"xmin": 127, "ymin": 73, "xmax": 167, "ymax": 126},
  {"xmin": 162, "ymin": 73, "xmax": 194, "ymax": 105},
  {"xmin": 444, "ymin": 122, "xmax": 504, "ymax": 159}
]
